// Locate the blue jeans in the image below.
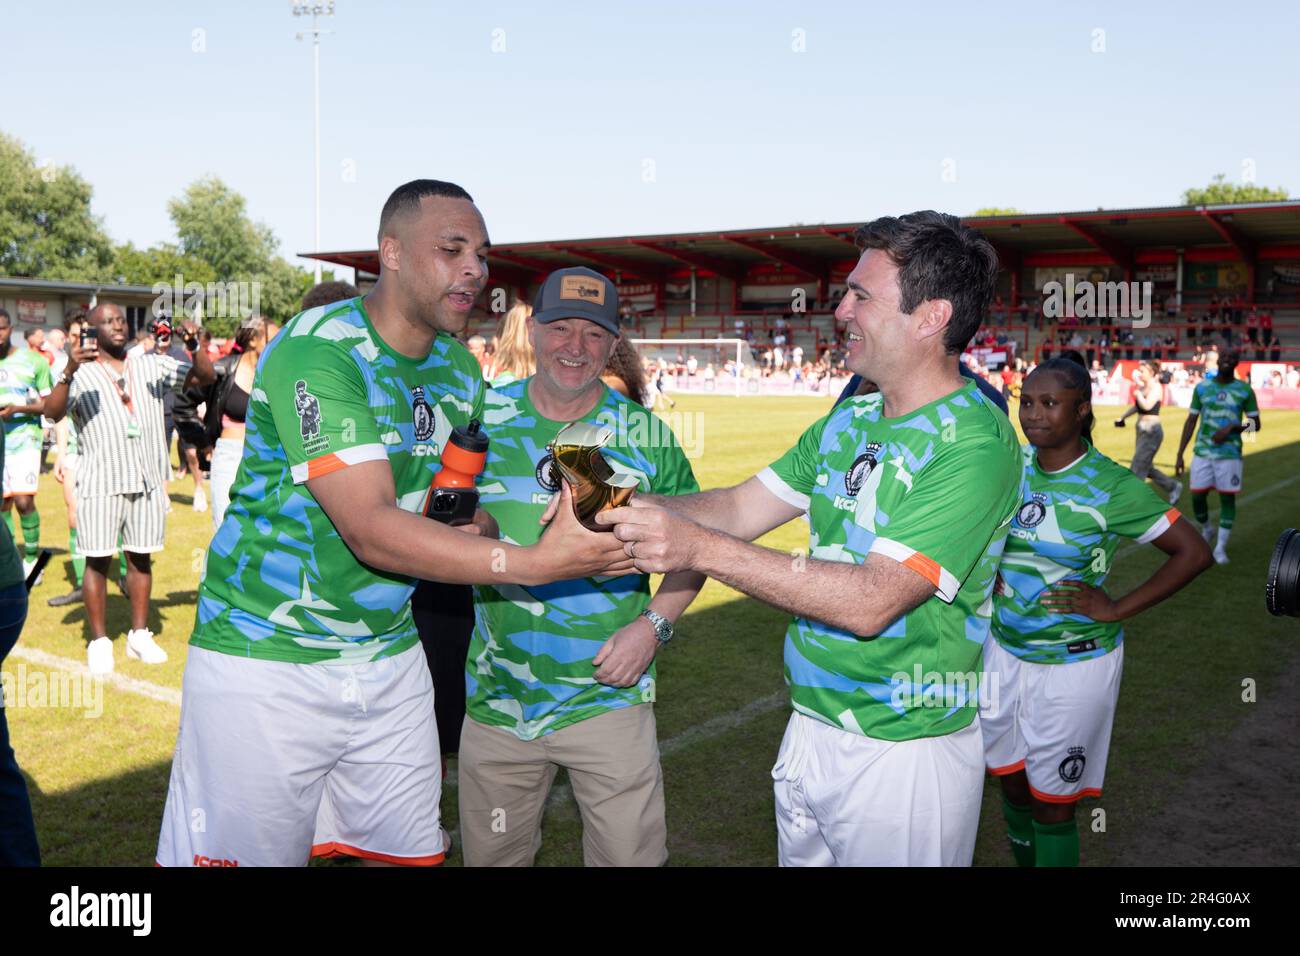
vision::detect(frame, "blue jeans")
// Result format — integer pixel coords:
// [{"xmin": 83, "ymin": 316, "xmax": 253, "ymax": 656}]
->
[{"xmin": 0, "ymin": 581, "xmax": 39, "ymax": 866}]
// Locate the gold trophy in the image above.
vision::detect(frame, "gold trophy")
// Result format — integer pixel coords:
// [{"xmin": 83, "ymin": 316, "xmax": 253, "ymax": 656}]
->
[{"xmin": 547, "ymin": 422, "xmax": 639, "ymax": 532}]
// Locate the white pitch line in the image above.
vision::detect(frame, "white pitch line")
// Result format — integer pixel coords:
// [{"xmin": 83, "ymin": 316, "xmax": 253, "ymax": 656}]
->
[{"xmin": 7, "ymin": 645, "xmax": 183, "ymax": 707}]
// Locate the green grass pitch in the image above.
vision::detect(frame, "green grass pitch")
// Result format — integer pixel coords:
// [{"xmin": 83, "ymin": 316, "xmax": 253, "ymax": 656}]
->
[{"xmin": 6, "ymin": 394, "xmax": 1299, "ymax": 866}]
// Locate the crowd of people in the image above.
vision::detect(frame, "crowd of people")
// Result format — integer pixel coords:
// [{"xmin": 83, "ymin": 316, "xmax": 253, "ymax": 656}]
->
[{"xmin": 0, "ymin": 183, "xmax": 1264, "ymax": 871}]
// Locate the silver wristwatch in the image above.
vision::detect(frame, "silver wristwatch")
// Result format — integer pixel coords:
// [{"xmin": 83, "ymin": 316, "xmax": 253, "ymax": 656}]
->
[{"xmin": 640, "ymin": 608, "xmax": 674, "ymax": 645}]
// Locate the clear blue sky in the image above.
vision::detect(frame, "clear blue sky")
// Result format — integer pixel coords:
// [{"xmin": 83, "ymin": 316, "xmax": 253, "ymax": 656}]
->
[{"xmin": 4, "ymin": 0, "xmax": 1297, "ymax": 277}]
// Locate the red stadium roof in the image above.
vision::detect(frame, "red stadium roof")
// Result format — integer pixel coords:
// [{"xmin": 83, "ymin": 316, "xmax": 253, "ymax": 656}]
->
[{"xmin": 304, "ymin": 200, "xmax": 1300, "ymax": 296}]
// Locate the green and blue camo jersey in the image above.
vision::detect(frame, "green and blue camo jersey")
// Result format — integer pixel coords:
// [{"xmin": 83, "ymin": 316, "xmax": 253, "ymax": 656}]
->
[
  {"xmin": 0, "ymin": 349, "xmax": 53, "ymax": 452},
  {"xmin": 1191, "ymin": 376, "xmax": 1258, "ymax": 460},
  {"xmin": 191, "ymin": 297, "xmax": 485, "ymax": 664},
  {"xmin": 759, "ymin": 381, "xmax": 1022, "ymax": 742},
  {"xmin": 467, "ymin": 380, "xmax": 699, "ymax": 740},
  {"xmin": 991, "ymin": 442, "xmax": 1179, "ymax": 665}
]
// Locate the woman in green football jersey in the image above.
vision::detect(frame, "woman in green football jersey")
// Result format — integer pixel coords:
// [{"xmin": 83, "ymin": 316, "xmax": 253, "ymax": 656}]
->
[{"xmin": 982, "ymin": 353, "xmax": 1212, "ymax": 867}]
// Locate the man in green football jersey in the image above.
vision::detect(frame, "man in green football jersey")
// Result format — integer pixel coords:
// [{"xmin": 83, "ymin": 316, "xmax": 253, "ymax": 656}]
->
[
  {"xmin": 460, "ymin": 267, "xmax": 704, "ymax": 867},
  {"xmin": 603, "ymin": 212, "xmax": 1023, "ymax": 866},
  {"xmin": 1174, "ymin": 350, "xmax": 1260, "ymax": 564},
  {"xmin": 0, "ymin": 309, "xmax": 53, "ymax": 582},
  {"xmin": 157, "ymin": 181, "xmax": 631, "ymax": 868}
]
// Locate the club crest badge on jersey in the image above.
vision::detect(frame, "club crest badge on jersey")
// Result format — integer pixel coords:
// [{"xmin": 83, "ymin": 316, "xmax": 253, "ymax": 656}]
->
[
  {"xmin": 1015, "ymin": 492, "xmax": 1049, "ymax": 529},
  {"xmin": 845, "ymin": 442, "xmax": 883, "ymax": 497},
  {"xmin": 1059, "ymin": 746, "xmax": 1086, "ymax": 784},
  {"xmin": 411, "ymin": 386, "xmax": 435, "ymax": 441}
]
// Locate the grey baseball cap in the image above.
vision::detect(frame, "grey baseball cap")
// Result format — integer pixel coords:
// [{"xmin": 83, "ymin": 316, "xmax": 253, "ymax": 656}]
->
[{"xmin": 532, "ymin": 267, "xmax": 620, "ymax": 334}]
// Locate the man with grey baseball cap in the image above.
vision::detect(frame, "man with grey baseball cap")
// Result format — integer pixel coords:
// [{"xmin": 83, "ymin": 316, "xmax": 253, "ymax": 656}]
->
[
  {"xmin": 531, "ymin": 266, "xmax": 622, "ymax": 333},
  {"xmin": 458, "ymin": 265, "xmax": 704, "ymax": 866}
]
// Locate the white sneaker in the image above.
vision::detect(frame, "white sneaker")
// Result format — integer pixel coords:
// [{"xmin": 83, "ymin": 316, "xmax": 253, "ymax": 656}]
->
[
  {"xmin": 87, "ymin": 636, "xmax": 114, "ymax": 675},
  {"xmin": 22, "ymin": 557, "xmax": 43, "ymax": 587},
  {"xmin": 193, "ymin": 490, "xmax": 208, "ymax": 513},
  {"xmin": 125, "ymin": 628, "xmax": 168, "ymax": 664},
  {"xmin": 1213, "ymin": 545, "xmax": 1230, "ymax": 565},
  {"xmin": 1167, "ymin": 481, "xmax": 1183, "ymax": 505}
]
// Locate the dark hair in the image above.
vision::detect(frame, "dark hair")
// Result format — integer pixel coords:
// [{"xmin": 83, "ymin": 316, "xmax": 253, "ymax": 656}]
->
[
  {"xmin": 854, "ymin": 211, "xmax": 999, "ymax": 355},
  {"xmin": 0, "ymin": 308, "xmax": 9, "ymax": 324},
  {"xmin": 377, "ymin": 179, "xmax": 474, "ymax": 245},
  {"xmin": 1029, "ymin": 352, "xmax": 1094, "ymax": 442},
  {"xmin": 233, "ymin": 316, "xmax": 268, "ymax": 354},
  {"xmin": 64, "ymin": 306, "xmax": 88, "ymax": 331},
  {"xmin": 24, "ymin": 327, "xmax": 41, "ymax": 341},
  {"xmin": 603, "ymin": 336, "xmax": 648, "ymax": 406},
  {"xmin": 300, "ymin": 280, "xmax": 360, "ymax": 312}
]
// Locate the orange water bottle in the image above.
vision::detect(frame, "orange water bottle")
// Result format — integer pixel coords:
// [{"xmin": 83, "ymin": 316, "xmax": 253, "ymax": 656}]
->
[{"xmin": 425, "ymin": 419, "xmax": 488, "ymax": 525}]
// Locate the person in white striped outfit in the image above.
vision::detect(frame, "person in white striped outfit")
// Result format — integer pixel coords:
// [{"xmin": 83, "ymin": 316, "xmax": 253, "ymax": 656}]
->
[{"xmin": 57, "ymin": 304, "xmax": 215, "ymax": 674}]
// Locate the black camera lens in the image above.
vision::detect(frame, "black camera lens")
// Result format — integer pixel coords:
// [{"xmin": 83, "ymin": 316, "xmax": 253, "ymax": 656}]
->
[
  {"xmin": 1266, "ymin": 528, "xmax": 1300, "ymax": 617},
  {"xmin": 433, "ymin": 493, "xmax": 455, "ymax": 513}
]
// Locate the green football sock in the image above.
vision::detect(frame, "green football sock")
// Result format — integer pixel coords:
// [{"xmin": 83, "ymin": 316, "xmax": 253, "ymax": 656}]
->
[
  {"xmin": 119, "ymin": 548, "xmax": 129, "ymax": 582},
  {"xmin": 1033, "ymin": 818, "xmax": 1079, "ymax": 867},
  {"xmin": 1218, "ymin": 493, "xmax": 1236, "ymax": 530},
  {"xmin": 1192, "ymin": 490, "xmax": 1210, "ymax": 525},
  {"xmin": 19, "ymin": 509, "xmax": 39, "ymax": 561},
  {"xmin": 1002, "ymin": 796, "xmax": 1036, "ymax": 867},
  {"xmin": 69, "ymin": 528, "xmax": 85, "ymax": 587}
]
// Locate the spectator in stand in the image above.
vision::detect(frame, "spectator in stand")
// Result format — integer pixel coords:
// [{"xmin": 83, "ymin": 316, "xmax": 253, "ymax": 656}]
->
[
  {"xmin": 1164, "ymin": 293, "xmax": 1178, "ymax": 318},
  {"xmin": 1204, "ymin": 345, "xmax": 1219, "ymax": 376},
  {"xmin": 488, "ymin": 302, "xmax": 535, "ymax": 387},
  {"xmin": 126, "ymin": 332, "xmax": 155, "ymax": 360},
  {"xmin": 1246, "ymin": 309, "xmax": 1259, "ymax": 345},
  {"xmin": 300, "ymin": 280, "xmax": 361, "ymax": 312},
  {"xmin": 200, "ymin": 316, "xmax": 281, "ymax": 529},
  {"xmin": 601, "ymin": 338, "xmax": 649, "ymax": 404},
  {"xmin": 1267, "ymin": 331, "xmax": 1283, "ymax": 363},
  {"xmin": 1090, "ymin": 360, "xmax": 1108, "ymax": 387},
  {"xmin": 24, "ymin": 328, "xmax": 53, "ymax": 367},
  {"xmin": 465, "ymin": 335, "xmax": 489, "ymax": 375},
  {"xmin": 157, "ymin": 315, "xmax": 208, "ymax": 513}
]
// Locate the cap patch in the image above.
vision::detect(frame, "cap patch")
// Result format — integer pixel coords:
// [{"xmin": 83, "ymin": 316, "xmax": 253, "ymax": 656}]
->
[{"xmin": 559, "ymin": 275, "xmax": 606, "ymax": 304}]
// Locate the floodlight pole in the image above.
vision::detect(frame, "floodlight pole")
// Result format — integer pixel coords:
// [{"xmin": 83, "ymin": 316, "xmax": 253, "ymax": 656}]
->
[{"xmin": 294, "ymin": 2, "xmax": 335, "ymax": 284}]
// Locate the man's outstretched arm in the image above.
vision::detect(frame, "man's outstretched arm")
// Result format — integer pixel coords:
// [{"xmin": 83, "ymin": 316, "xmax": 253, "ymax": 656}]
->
[
  {"xmin": 598, "ymin": 498, "xmax": 933, "ymax": 636},
  {"xmin": 310, "ymin": 460, "xmax": 633, "ymax": 587}
]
